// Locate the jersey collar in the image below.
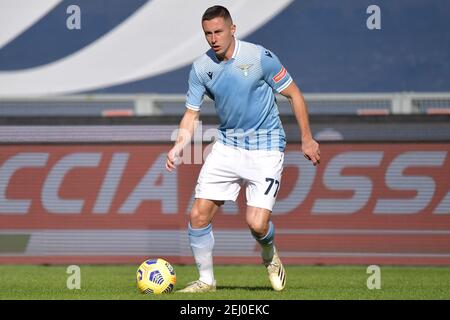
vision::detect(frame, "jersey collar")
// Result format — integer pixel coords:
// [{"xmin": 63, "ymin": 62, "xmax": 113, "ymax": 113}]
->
[
  {"xmin": 231, "ymin": 38, "xmax": 240, "ymax": 60},
  {"xmin": 209, "ymin": 38, "xmax": 240, "ymax": 64}
]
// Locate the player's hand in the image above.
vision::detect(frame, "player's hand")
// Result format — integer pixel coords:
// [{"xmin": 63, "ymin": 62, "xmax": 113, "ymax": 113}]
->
[
  {"xmin": 302, "ymin": 138, "xmax": 320, "ymax": 166},
  {"xmin": 165, "ymin": 145, "xmax": 182, "ymax": 172}
]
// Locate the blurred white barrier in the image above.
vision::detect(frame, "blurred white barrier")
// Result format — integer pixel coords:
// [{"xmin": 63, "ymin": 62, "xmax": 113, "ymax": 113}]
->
[{"xmin": 1, "ymin": 92, "xmax": 450, "ymax": 116}]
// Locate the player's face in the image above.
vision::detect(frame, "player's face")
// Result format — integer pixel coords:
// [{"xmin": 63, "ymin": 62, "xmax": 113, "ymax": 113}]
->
[{"xmin": 202, "ymin": 17, "xmax": 236, "ymax": 60}]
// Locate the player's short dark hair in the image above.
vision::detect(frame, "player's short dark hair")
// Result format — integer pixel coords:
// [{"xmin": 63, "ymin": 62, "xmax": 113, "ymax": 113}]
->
[{"xmin": 202, "ymin": 5, "xmax": 233, "ymax": 23}]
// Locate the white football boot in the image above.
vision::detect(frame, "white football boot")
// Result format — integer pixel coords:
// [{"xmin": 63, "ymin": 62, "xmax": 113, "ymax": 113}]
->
[
  {"xmin": 263, "ymin": 247, "xmax": 286, "ymax": 291},
  {"xmin": 177, "ymin": 280, "xmax": 217, "ymax": 293}
]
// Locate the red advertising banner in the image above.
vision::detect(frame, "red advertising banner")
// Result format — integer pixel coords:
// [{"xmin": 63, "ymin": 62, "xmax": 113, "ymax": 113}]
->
[{"xmin": 0, "ymin": 143, "xmax": 449, "ymax": 265}]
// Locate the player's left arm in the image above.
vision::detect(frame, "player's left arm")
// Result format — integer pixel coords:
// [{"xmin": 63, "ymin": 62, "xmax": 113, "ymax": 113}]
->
[
  {"xmin": 280, "ymin": 81, "xmax": 321, "ymax": 166},
  {"xmin": 260, "ymin": 47, "xmax": 320, "ymax": 165}
]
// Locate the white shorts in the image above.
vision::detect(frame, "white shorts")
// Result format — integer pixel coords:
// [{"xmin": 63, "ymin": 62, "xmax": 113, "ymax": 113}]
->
[{"xmin": 195, "ymin": 142, "xmax": 284, "ymax": 211}]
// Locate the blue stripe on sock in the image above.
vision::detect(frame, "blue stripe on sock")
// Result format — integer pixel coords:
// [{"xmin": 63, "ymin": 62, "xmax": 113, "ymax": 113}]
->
[{"xmin": 255, "ymin": 221, "xmax": 274, "ymax": 245}]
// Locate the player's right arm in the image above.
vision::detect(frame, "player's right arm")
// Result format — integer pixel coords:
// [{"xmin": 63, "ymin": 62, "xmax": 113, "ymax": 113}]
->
[
  {"xmin": 166, "ymin": 108, "xmax": 200, "ymax": 171},
  {"xmin": 166, "ymin": 64, "xmax": 205, "ymax": 172}
]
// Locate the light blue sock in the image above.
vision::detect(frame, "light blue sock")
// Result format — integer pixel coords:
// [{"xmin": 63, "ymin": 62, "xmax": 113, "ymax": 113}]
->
[
  {"xmin": 188, "ymin": 223, "xmax": 215, "ymax": 285},
  {"xmin": 252, "ymin": 221, "xmax": 275, "ymax": 261}
]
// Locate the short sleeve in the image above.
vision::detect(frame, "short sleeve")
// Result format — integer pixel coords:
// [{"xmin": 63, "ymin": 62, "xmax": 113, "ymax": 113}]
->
[
  {"xmin": 185, "ymin": 65, "xmax": 206, "ymax": 111},
  {"xmin": 261, "ymin": 48, "xmax": 293, "ymax": 93}
]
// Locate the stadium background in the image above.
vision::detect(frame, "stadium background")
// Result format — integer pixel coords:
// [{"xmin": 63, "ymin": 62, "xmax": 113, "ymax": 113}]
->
[{"xmin": 0, "ymin": 0, "xmax": 449, "ymax": 267}]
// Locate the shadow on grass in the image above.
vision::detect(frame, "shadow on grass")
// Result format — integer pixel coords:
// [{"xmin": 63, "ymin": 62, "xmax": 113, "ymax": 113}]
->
[{"xmin": 217, "ymin": 285, "xmax": 275, "ymax": 291}]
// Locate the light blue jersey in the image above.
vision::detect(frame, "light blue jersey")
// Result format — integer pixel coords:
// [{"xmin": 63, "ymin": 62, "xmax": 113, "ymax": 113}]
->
[{"xmin": 186, "ymin": 39, "xmax": 292, "ymax": 152}]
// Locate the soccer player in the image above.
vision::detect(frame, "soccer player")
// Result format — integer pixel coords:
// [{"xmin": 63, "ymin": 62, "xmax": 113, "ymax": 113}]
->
[{"xmin": 166, "ymin": 5, "xmax": 320, "ymax": 293}]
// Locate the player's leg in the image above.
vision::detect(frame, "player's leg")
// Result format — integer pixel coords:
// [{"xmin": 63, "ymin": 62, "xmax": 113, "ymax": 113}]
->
[
  {"xmin": 246, "ymin": 205, "xmax": 286, "ymax": 291},
  {"xmin": 178, "ymin": 198, "xmax": 222, "ymax": 293},
  {"xmin": 246, "ymin": 206, "xmax": 274, "ymax": 261},
  {"xmin": 190, "ymin": 198, "xmax": 223, "ymax": 284},
  {"xmin": 243, "ymin": 149, "xmax": 285, "ymax": 291},
  {"xmin": 179, "ymin": 142, "xmax": 241, "ymax": 293}
]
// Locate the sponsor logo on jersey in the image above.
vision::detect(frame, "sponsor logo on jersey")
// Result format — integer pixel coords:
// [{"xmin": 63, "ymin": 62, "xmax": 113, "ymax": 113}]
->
[{"xmin": 264, "ymin": 50, "xmax": 273, "ymax": 58}]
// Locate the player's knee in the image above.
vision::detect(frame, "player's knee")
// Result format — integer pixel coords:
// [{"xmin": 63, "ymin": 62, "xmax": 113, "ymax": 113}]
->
[
  {"xmin": 247, "ymin": 220, "xmax": 269, "ymax": 237},
  {"xmin": 189, "ymin": 208, "xmax": 211, "ymax": 229}
]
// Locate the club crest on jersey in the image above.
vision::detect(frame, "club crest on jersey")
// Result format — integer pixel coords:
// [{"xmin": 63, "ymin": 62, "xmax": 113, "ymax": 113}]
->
[{"xmin": 237, "ymin": 64, "xmax": 253, "ymax": 77}]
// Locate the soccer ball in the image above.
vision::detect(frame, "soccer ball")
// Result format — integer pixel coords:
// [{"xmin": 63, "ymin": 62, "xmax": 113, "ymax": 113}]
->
[{"xmin": 136, "ymin": 258, "xmax": 176, "ymax": 294}]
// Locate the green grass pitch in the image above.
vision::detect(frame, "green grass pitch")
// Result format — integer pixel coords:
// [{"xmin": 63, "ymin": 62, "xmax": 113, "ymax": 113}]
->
[{"xmin": 1, "ymin": 264, "xmax": 449, "ymax": 300}]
